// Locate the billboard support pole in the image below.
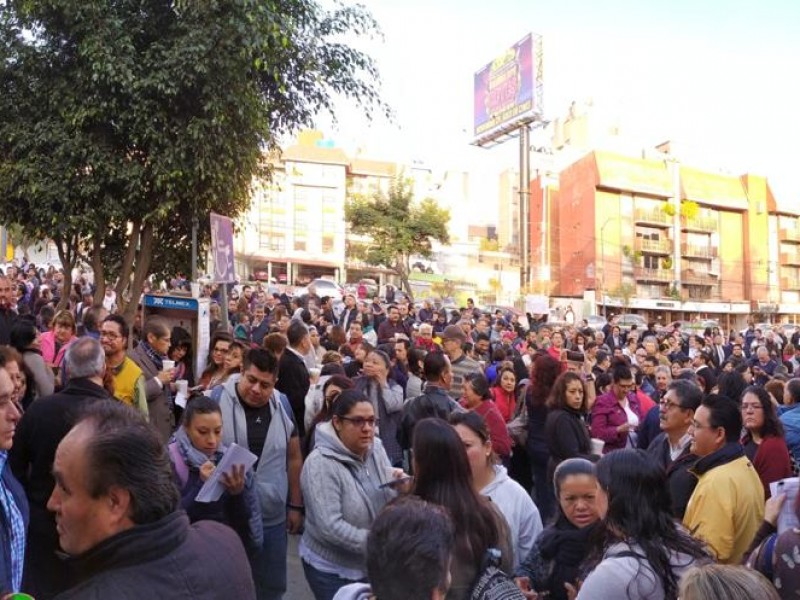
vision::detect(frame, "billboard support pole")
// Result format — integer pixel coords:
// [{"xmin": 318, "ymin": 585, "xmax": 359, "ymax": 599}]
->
[{"xmin": 519, "ymin": 124, "xmax": 530, "ymax": 291}]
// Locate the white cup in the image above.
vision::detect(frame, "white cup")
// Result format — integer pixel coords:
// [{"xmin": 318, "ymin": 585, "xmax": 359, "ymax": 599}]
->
[
  {"xmin": 309, "ymin": 367, "xmax": 321, "ymax": 379},
  {"xmin": 162, "ymin": 360, "xmax": 175, "ymax": 371},
  {"xmin": 190, "ymin": 283, "xmax": 200, "ymax": 298},
  {"xmin": 590, "ymin": 438, "xmax": 605, "ymax": 456},
  {"xmin": 176, "ymin": 379, "xmax": 189, "ymax": 395}
]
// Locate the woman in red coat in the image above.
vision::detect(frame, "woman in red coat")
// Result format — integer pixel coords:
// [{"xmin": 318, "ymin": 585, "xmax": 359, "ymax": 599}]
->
[
  {"xmin": 460, "ymin": 372, "xmax": 512, "ymax": 460},
  {"xmin": 740, "ymin": 385, "xmax": 793, "ymax": 498},
  {"xmin": 490, "ymin": 365, "xmax": 517, "ymax": 422}
]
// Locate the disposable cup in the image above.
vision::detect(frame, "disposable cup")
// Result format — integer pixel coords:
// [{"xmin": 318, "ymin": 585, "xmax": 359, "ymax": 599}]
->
[
  {"xmin": 162, "ymin": 360, "xmax": 175, "ymax": 371},
  {"xmin": 590, "ymin": 438, "xmax": 605, "ymax": 455}
]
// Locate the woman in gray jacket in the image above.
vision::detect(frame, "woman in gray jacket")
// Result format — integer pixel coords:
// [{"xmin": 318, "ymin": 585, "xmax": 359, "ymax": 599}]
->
[{"xmin": 300, "ymin": 389, "xmax": 401, "ymax": 600}]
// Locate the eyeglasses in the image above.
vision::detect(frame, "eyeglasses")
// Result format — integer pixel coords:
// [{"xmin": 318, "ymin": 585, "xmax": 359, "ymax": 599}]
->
[
  {"xmin": 741, "ymin": 403, "xmax": 763, "ymax": 412},
  {"xmin": 338, "ymin": 416, "xmax": 379, "ymax": 429},
  {"xmin": 100, "ymin": 331, "xmax": 122, "ymax": 340},
  {"xmin": 659, "ymin": 399, "xmax": 686, "ymax": 411}
]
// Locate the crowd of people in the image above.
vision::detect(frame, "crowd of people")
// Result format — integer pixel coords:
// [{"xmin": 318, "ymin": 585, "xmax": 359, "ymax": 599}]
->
[{"xmin": 0, "ymin": 266, "xmax": 797, "ymax": 599}]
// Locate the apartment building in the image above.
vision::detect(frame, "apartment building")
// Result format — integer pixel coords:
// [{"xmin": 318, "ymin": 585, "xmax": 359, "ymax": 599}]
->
[{"xmin": 531, "ymin": 148, "xmax": 800, "ymax": 327}]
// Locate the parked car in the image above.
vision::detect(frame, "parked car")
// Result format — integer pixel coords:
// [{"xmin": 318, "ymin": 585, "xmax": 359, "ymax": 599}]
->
[
  {"xmin": 585, "ymin": 315, "xmax": 608, "ymax": 331},
  {"xmin": 294, "ymin": 278, "xmax": 344, "ymax": 302},
  {"xmin": 616, "ymin": 314, "xmax": 648, "ymax": 332}
]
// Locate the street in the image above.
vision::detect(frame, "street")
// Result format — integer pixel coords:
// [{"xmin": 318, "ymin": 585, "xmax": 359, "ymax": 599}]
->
[{"xmin": 287, "ymin": 533, "xmax": 314, "ymax": 599}]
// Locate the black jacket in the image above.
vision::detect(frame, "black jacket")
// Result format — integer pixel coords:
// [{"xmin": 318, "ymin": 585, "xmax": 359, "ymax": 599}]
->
[
  {"xmin": 398, "ymin": 386, "xmax": 460, "ymax": 451},
  {"xmin": 646, "ymin": 432, "xmax": 699, "ymax": 519},
  {"xmin": 55, "ymin": 512, "xmax": 255, "ymax": 600},
  {"xmin": 545, "ymin": 408, "xmax": 596, "ymax": 483},
  {"xmin": 276, "ymin": 349, "xmax": 310, "ymax": 437},
  {"xmin": 9, "ymin": 378, "xmax": 113, "ymax": 599}
]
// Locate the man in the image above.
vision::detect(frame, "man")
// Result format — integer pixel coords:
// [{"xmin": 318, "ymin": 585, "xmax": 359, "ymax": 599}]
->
[
  {"xmin": 441, "ymin": 325, "xmax": 481, "ymax": 400},
  {"xmin": 392, "ymin": 338, "xmax": 411, "ymax": 394},
  {"xmin": 10, "ymin": 337, "xmax": 113, "ymax": 598},
  {"xmin": 80, "ymin": 306, "xmax": 107, "ymax": 339},
  {"xmin": 397, "ymin": 352, "xmax": 462, "ymax": 453},
  {"xmin": 377, "ymin": 305, "xmax": 410, "ymax": 344},
  {"xmin": 276, "ymin": 320, "xmax": 311, "ymax": 438},
  {"xmin": 727, "ymin": 342, "xmax": 746, "ymax": 368},
  {"xmin": 646, "ymin": 380, "xmax": 702, "ymax": 519},
  {"xmin": 750, "ymin": 345, "xmax": 777, "ymax": 386},
  {"xmin": 780, "ymin": 378, "xmax": 800, "ymax": 466},
  {"xmin": 415, "ymin": 322, "xmax": 440, "ymax": 353},
  {"xmin": 0, "ymin": 275, "xmax": 17, "ymax": 345},
  {"xmin": 0, "ymin": 354, "xmax": 27, "ymax": 595},
  {"xmin": 346, "ymin": 320, "xmax": 365, "ymax": 353},
  {"xmin": 333, "ymin": 496, "xmax": 455, "ymax": 600},
  {"xmin": 640, "ymin": 356, "xmax": 659, "ymax": 400},
  {"xmin": 473, "ymin": 333, "xmax": 491, "ymax": 363},
  {"xmin": 709, "ymin": 333, "xmax": 727, "ymax": 371},
  {"xmin": 218, "ymin": 349, "xmax": 303, "ymax": 600},
  {"xmin": 251, "ymin": 304, "xmax": 271, "ymax": 347},
  {"xmin": 47, "ymin": 402, "xmax": 254, "ymax": 599},
  {"xmin": 337, "ymin": 293, "xmax": 359, "ymax": 331},
  {"xmin": 683, "ymin": 394, "xmax": 764, "ymax": 563},
  {"xmin": 101, "ymin": 315, "xmax": 148, "ymax": 417},
  {"xmin": 128, "ymin": 316, "xmax": 175, "ymax": 441}
]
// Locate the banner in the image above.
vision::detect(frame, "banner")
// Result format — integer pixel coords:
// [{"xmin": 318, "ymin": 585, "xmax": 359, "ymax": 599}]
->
[{"xmin": 210, "ymin": 212, "xmax": 236, "ymax": 283}]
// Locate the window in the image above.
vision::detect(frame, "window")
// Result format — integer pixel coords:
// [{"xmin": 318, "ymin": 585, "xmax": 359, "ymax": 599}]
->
[{"xmin": 322, "ymin": 236, "xmax": 334, "ymax": 253}]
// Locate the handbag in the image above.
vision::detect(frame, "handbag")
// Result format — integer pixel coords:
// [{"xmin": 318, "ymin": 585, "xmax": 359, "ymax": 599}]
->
[
  {"xmin": 506, "ymin": 388, "xmax": 528, "ymax": 447},
  {"xmin": 470, "ymin": 548, "xmax": 526, "ymax": 600}
]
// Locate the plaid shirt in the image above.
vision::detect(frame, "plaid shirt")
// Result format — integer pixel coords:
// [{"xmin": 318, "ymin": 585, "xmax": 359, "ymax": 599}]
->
[{"xmin": 0, "ymin": 452, "xmax": 24, "ymax": 592}]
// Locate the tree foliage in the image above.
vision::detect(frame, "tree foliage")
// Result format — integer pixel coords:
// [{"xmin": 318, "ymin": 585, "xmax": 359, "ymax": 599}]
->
[
  {"xmin": 0, "ymin": 0, "xmax": 385, "ymax": 317},
  {"xmin": 346, "ymin": 176, "xmax": 450, "ymax": 300}
]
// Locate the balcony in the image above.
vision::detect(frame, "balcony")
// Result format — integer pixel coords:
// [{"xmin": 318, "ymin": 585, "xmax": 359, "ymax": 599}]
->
[
  {"xmin": 781, "ymin": 251, "xmax": 800, "ymax": 267},
  {"xmin": 634, "ymin": 209, "xmax": 671, "ymax": 228},
  {"xmin": 782, "ymin": 276, "xmax": 800, "ymax": 291},
  {"xmin": 781, "ymin": 227, "xmax": 800, "ymax": 244},
  {"xmin": 634, "ymin": 267, "xmax": 672, "ymax": 283},
  {"xmin": 681, "ymin": 214, "xmax": 717, "ymax": 233},
  {"xmin": 635, "ymin": 238, "xmax": 672, "ymax": 255},
  {"xmin": 681, "ymin": 243, "xmax": 718, "ymax": 259},
  {"xmin": 682, "ymin": 270, "xmax": 716, "ymax": 286}
]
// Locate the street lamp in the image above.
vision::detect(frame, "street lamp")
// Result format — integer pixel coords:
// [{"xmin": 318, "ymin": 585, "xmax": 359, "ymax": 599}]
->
[{"xmin": 600, "ymin": 217, "xmax": 615, "ymax": 318}]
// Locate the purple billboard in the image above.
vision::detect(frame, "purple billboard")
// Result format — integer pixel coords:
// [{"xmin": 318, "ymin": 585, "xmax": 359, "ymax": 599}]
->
[{"xmin": 473, "ymin": 33, "xmax": 542, "ymax": 141}]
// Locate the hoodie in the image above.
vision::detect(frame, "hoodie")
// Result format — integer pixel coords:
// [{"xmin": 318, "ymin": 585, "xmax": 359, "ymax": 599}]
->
[
  {"xmin": 332, "ymin": 583, "xmax": 372, "ymax": 600},
  {"xmin": 300, "ymin": 421, "xmax": 396, "ymax": 573},
  {"xmin": 481, "ymin": 465, "xmax": 543, "ymax": 569}
]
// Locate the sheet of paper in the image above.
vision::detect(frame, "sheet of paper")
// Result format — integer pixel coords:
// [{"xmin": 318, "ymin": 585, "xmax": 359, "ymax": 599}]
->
[
  {"xmin": 174, "ymin": 391, "xmax": 188, "ymax": 409},
  {"xmin": 770, "ymin": 477, "xmax": 799, "ymax": 534},
  {"xmin": 195, "ymin": 443, "xmax": 258, "ymax": 503}
]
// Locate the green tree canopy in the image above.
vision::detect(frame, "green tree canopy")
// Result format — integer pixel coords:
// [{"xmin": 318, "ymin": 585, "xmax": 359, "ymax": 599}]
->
[
  {"xmin": 346, "ymin": 176, "xmax": 450, "ymax": 300},
  {"xmin": 0, "ymin": 0, "xmax": 385, "ymax": 317}
]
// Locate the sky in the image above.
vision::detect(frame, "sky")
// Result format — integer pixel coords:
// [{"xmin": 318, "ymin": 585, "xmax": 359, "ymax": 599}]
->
[{"xmin": 315, "ymin": 0, "xmax": 800, "ymax": 216}]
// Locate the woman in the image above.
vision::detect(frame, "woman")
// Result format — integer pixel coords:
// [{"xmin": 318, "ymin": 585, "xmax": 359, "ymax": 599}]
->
[
  {"xmin": 0, "ymin": 346, "xmax": 29, "ymax": 412},
  {"xmin": 545, "ymin": 372, "xmax": 596, "ymax": 486},
  {"xmin": 576, "ymin": 449, "xmax": 710, "ymax": 600},
  {"xmin": 746, "ymin": 485, "xmax": 800, "ymax": 598},
  {"xmin": 168, "ymin": 396, "xmax": 262, "ymax": 553},
  {"xmin": 300, "ymin": 390, "xmax": 398, "ymax": 600},
  {"xmin": 591, "ymin": 364, "xmax": 643, "ymax": 454},
  {"xmin": 10, "ymin": 319, "xmax": 54, "ymax": 401},
  {"xmin": 412, "ymin": 418, "xmax": 513, "ymax": 600},
  {"xmin": 740, "ymin": 386, "xmax": 792, "ymax": 498},
  {"xmin": 681, "ymin": 564, "xmax": 780, "ymax": 600},
  {"xmin": 515, "ymin": 459, "xmax": 600, "ymax": 600},
  {"xmin": 40, "ymin": 309, "xmax": 77, "ymax": 375},
  {"xmin": 405, "ymin": 348, "xmax": 425, "ymax": 400},
  {"xmin": 451, "ymin": 411, "xmax": 541, "ymax": 571},
  {"xmin": 526, "ymin": 353, "xmax": 563, "ymax": 523},
  {"xmin": 324, "ymin": 325, "xmax": 347, "ymax": 352},
  {"xmin": 198, "ymin": 331, "xmax": 233, "ymax": 389},
  {"xmin": 353, "ymin": 350, "xmax": 404, "ymax": 466},
  {"xmin": 168, "ymin": 326, "xmax": 193, "ymax": 386},
  {"xmin": 491, "ymin": 365, "xmax": 517, "ymax": 422},
  {"xmin": 304, "ymin": 374, "xmax": 354, "ymax": 455},
  {"xmin": 460, "ymin": 372, "xmax": 512, "ymax": 460}
]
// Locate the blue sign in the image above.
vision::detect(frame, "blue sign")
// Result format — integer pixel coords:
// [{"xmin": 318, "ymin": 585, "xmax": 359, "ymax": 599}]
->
[{"xmin": 143, "ymin": 295, "xmax": 199, "ymax": 311}]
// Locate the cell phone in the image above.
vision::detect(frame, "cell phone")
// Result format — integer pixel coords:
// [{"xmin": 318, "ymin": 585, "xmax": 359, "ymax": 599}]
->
[{"xmin": 379, "ymin": 475, "xmax": 412, "ymax": 489}]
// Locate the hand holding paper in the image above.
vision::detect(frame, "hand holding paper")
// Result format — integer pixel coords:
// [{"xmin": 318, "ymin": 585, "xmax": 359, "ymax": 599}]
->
[{"xmin": 195, "ymin": 443, "xmax": 257, "ymax": 503}]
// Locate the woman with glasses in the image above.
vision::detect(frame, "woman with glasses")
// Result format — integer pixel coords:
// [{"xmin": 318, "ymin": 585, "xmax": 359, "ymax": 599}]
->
[
  {"xmin": 300, "ymin": 389, "xmax": 400, "ymax": 600},
  {"xmin": 740, "ymin": 385, "xmax": 792, "ymax": 498},
  {"xmin": 198, "ymin": 331, "xmax": 233, "ymax": 390}
]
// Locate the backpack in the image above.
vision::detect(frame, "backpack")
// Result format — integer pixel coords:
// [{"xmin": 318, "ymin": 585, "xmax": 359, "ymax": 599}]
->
[{"xmin": 470, "ymin": 548, "xmax": 525, "ymax": 600}]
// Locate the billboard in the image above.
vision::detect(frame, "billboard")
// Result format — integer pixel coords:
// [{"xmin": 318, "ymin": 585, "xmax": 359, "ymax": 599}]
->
[
  {"xmin": 210, "ymin": 212, "xmax": 236, "ymax": 284},
  {"xmin": 473, "ymin": 33, "xmax": 543, "ymax": 142}
]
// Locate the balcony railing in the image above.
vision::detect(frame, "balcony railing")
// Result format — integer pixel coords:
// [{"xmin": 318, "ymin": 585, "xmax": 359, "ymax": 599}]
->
[
  {"xmin": 682, "ymin": 270, "xmax": 716, "ymax": 286},
  {"xmin": 781, "ymin": 251, "xmax": 800, "ymax": 267},
  {"xmin": 634, "ymin": 209, "xmax": 671, "ymax": 227},
  {"xmin": 681, "ymin": 243, "xmax": 718, "ymax": 259},
  {"xmin": 635, "ymin": 238, "xmax": 672, "ymax": 255},
  {"xmin": 634, "ymin": 267, "xmax": 672, "ymax": 283},
  {"xmin": 782, "ymin": 276, "xmax": 800, "ymax": 291},
  {"xmin": 781, "ymin": 228, "xmax": 800, "ymax": 243},
  {"xmin": 681, "ymin": 215, "xmax": 717, "ymax": 233}
]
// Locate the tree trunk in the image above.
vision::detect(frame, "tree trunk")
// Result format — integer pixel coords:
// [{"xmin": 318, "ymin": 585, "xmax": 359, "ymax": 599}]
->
[
  {"xmin": 91, "ymin": 237, "xmax": 106, "ymax": 308},
  {"xmin": 54, "ymin": 234, "xmax": 76, "ymax": 311},
  {"xmin": 122, "ymin": 222, "xmax": 154, "ymax": 326}
]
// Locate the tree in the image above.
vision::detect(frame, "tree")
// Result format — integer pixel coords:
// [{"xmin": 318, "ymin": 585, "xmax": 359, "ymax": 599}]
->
[
  {"xmin": 0, "ymin": 0, "xmax": 385, "ymax": 318},
  {"xmin": 346, "ymin": 176, "xmax": 450, "ymax": 301},
  {"xmin": 611, "ymin": 283, "xmax": 636, "ymax": 313}
]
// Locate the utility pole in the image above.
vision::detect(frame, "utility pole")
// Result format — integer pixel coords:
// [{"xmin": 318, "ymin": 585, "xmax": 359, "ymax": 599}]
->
[{"xmin": 519, "ymin": 124, "xmax": 531, "ymax": 291}]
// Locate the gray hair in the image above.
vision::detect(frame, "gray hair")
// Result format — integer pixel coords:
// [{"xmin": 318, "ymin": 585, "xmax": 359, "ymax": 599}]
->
[
  {"xmin": 65, "ymin": 337, "xmax": 106, "ymax": 379},
  {"xmin": 655, "ymin": 365, "xmax": 672, "ymax": 379}
]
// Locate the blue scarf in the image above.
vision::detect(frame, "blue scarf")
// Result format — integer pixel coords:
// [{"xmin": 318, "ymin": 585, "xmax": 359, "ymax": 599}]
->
[
  {"xmin": 0, "ymin": 453, "xmax": 24, "ymax": 592},
  {"xmin": 174, "ymin": 426, "xmax": 225, "ymax": 470},
  {"xmin": 139, "ymin": 341, "xmax": 165, "ymax": 372}
]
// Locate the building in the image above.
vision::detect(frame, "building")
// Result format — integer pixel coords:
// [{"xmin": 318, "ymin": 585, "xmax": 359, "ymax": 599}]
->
[{"xmin": 531, "ymin": 146, "xmax": 800, "ymax": 328}]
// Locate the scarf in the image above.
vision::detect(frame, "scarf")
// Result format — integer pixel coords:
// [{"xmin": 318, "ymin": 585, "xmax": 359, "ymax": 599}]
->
[
  {"xmin": 0, "ymin": 453, "xmax": 25, "ymax": 593},
  {"xmin": 537, "ymin": 516, "xmax": 597, "ymax": 600},
  {"xmin": 139, "ymin": 341, "xmax": 165, "ymax": 372},
  {"xmin": 174, "ymin": 426, "xmax": 225, "ymax": 470}
]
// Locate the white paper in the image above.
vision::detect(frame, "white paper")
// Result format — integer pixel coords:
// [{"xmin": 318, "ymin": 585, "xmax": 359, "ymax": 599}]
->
[
  {"xmin": 770, "ymin": 477, "xmax": 799, "ymax": 534},
  {"xmin": 174, "ymin": 391, "xmax": 188, "ymax": 409},
  {"xmin": 195, "ymin": 443, "xmax": 258, "ymax": 503}
]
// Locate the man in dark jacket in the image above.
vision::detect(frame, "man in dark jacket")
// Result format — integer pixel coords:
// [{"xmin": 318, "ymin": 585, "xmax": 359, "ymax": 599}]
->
[
  {"xmin": 9, "ymin": 337, "xmax": 113, "ymax": 599},
  {"xmin": 49, "ymin": 402, "xmax": 255, "ymax": 599},
  {"xmin": 645, "ymin": 379, "xmax": 701, "ymax": 520},
  {"xmin": 0, "ymin": 276, "xmax": 17, "ymax": 345},
  {"xmin": 276, "ymin": 320, "xmax": 311, "ymax": 437}
]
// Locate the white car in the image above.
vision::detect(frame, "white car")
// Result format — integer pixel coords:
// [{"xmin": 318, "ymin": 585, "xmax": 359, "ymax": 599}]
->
[{"xmin": 294, "ymin": 278, "xmax": 344, "ymax": 302}]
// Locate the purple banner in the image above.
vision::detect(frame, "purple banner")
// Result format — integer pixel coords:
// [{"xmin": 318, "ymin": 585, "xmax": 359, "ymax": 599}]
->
[
  {"xmin": 474, "ymin": 33, "xmax": 538, "ymax": 139},
  {"xmin": 210, "ymin": 212, "xmax": 236, "ymax": 283}
]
